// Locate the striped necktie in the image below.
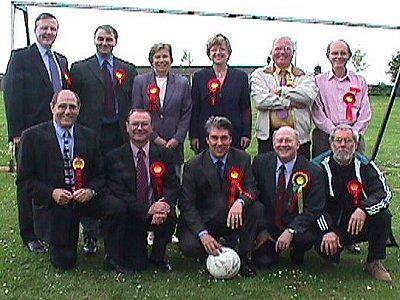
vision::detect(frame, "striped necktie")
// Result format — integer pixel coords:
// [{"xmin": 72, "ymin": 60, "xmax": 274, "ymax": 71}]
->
[{"xmin": 63, "ymin": 131, "xmax": 74, "ymax": 189}]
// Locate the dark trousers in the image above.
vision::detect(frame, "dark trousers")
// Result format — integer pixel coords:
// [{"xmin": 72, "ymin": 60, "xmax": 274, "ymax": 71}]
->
[
  {"xmin": 122, "ymin": 209, "xmax": 176, "ymax": 270},
  {"xmin": 253, "ymin": 225, "xmax": 317, "ymax": 262},
  {"xmin": 311, "ymin": 127, "xmax": 365, "ymax": 159},
  {"xmin": 81, "ymin": 122, "xmax": 124, "ymax": 240},
  {"xmin": 258, "ymin": 138, "xmax": 311, "ymax": 160},
  {"xmin": 49, "ymin": 194, "xmax": 126, "ymax": 270},
  {"xmin": 315, "ymin": 209, "xmax": 391, "ymax": 263},
  {"xmin": 178, "ymin": 201, "xmax": 264, "ymax": 258}
]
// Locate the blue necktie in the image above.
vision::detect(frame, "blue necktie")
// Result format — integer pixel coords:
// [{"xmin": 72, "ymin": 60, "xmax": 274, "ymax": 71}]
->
[{"xmin": 47, "ymin": 50, "xmax": 62, "ymax": 92}]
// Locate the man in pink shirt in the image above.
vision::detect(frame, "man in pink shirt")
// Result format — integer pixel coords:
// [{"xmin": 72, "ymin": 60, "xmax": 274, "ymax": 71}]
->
[{"xmin": 311, "ymin": 40, "xmax": 371, "ymax": 158}]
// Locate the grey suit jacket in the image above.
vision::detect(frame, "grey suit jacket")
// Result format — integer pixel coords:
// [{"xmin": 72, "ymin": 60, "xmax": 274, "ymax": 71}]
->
[
  {"xmin": 132, "ymin": 71, "xmax": 192, "ymax": 164},
  {"xmin": 70, "ymin": 55, "xmax": 137, "ymax": 140},
  {"xmin": 4, "ymin": 44, "xmax": 68, "ymax": 139}
]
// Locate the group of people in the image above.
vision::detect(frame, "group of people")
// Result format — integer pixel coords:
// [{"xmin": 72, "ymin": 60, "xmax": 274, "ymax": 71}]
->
[{"xmin": 3, "ymin": 12, "xmax": 395, "ymax": 282}]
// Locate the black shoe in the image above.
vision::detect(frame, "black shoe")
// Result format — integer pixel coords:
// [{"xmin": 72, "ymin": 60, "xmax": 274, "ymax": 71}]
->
[
  {"xmin": 83, "ymin": 237, "xmax": 98, "ymax": 255},
  {"xmin": 239, "ymin": 254, "xmax": 257, "ymax": 278},
  {"xmin": 104, "ymin": 258, "xmax": 134, "ymax": 275},
  {"xmin": 150, "ymin": 259, "xmax": 174, "ymax": 272},
  {"xmin": 346, "ymin": 243, "xmax": 361, "ymax": 254},
  {"xmin": 26, "ymin": 240, "xmax": 48, "ymax": 253},
  {"xmin": 253, "ymin": 254, "xmax": 276, "ymax": 269},
  {"xmin": 290, "ymin": 250, "xmax": 304, "ymax": 267}
]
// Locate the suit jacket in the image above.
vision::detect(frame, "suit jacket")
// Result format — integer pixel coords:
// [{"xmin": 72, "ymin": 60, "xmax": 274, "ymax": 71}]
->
[
  {"xmin": 4, "ymin": 44, "xmax": 69, "ymax": 139},
  {"xmin": 105, "ymin": 142, "xmax": 180, "ymax": 221},
  {"xmin": 70, "ymin": 55, "xmax": 137, "ymax": 140},
  {"xmin": 132, "ymin": 71, "xmax": 192, "ymax": 164},
  {"xmin": 189, "ymin": 67, "xmax": 252, "ymax": 151},
  {"xmin": 178, "ymin": 147, "xmax": 257, "ymax": 236},
  {"xmin": 252, "ymin": 152, "xmax": 325, "ymax": 234},
  {"xmin": 16, "ymin": 122, "xmax": 105, "ymax": 244}
]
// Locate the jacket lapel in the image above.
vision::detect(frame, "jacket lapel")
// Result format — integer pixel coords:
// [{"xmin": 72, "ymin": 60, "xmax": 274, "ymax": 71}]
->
[
  {"xmin": 31, "ymin": 45, "xmax": 53, "ymax": 89},
  {"xmin": 88, "ymin": 55, "xmax": 104, "ymax": 86}
]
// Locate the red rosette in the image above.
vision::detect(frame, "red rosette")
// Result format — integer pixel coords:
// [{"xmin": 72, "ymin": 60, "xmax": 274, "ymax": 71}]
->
[
  {"xmin": 290, "ymin": 170, "xmax": 310, "ymax": 214},
  {"xmin": 63, "ymin": 71, "xmax": 72, "ymax": 89},
  {"xmin": 147, "ymin": 83, "xmax": 160, "ymax": 112},
  {"xmin": 347, "ymin": 179, "xmax": 363, "ymax": 207},
  {"xmin": 114, "ymin": 68, "xmax": 126, "ymax": 85},
  {"xmin": 207, "ymin": 78, "xmax": 221, "ymax": 106},
  {"xmin": 227, "ymin": 166, "xmax": 254, "ymax": 208},
  {"xmin": 72, "ymin": 157, "xmax": 85, "ymax": 190},
  {"xmin": 150, "ymin": 161, "xmax": 166, "ymax": 197},
  {"xmin": 343, "ymin": 92, "xmax": 356, "ymax": 122}
]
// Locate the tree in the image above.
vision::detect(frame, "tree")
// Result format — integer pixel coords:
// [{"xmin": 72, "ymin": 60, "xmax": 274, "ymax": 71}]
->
[
  {"xmin": 387, "ymin": 51, "xmax": 400, "ymax": 83},
  {"xmin": 351, "ymin": 48, "xmax": 370, "ymax": 72}
]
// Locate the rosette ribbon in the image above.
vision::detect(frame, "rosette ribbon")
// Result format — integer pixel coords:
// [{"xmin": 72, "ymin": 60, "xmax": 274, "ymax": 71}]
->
[
  {"xmin": 63, "ymin": 71, "xmax": 72, "ymax": 89},
  {"xmin": 207, "ymin": 78, "xmax": 221, "ymax": 106},
  {"xmin": 150, "ymin": 161, "xmax": 166, "ymax": 197},
  {"xmin": 347, "ymin": 179, "xmax": 363, "ymax": 207},
  {"xmin": 343, "ymin": 92, "xmax": 356, "ymax": 122},
  {"xmin": 114, "ymin": 68, "xmax": 126, "ymax": 85},
  {"xmin": 147, "ymin": 83, "xmax": 160, "ymax": 111},
  {"xmin": 227, "ymin": 167, "xmax": 254, "ymax": 208},
  {"xmin": 290, "ymin": 170, "xmax": 310, "ymax": 214},
  {"xmin": 72, "ymin": 157, "xmax": 85, "ymax": 190}
]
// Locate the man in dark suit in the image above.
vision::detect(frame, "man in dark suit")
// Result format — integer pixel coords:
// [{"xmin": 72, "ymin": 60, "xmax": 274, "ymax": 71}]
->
[
  {"xmin": 17, "ymin": 90, "xmax": 127, "ymax": 272},
  {"xmin": 105, "ymin": 109, "xmax": 180, "ymax": 272},
  {"xmin": 70, "ymin": 24, "xmax": 137, "ymax": 254},
  {"xmin": 4, "ymin": 12, "xmax": 69, "ymax": 253},
  {"xmin": 252, "ymin": 126, "xmax": 325, "ymax": 267},
  {"xmin": 177, "ymin": 116, "xmax": 263, "ymax": 278}
]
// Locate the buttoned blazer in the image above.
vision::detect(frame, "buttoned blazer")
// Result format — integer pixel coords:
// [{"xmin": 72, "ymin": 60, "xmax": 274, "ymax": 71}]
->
[
  {"xmin": 252, "ymin": 152, "xmax": 325, "ymax": 233},
  {"xmin": 132, "ymin": 71, "xmax": 192, "ymax": 164},
  {"xmin": 189, "ymin": 67, "xmax": 252, "ymax": 151},
  {"xmin": 4, "ymin": 44, "xmax": 69, "ymax": 139},
  {"xmin": 105, "ymin": 142, "xmax": 180, "ymax": 221},
  {"xmin": 178, "ymin": 147, "xmax": 257, "ymax": 236},
  {"xmin": 70, "ymin": 55, "xmax": 137, "ymax": 140}
]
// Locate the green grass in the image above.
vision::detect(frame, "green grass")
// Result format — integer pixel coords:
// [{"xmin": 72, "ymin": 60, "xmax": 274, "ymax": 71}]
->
[{"xmin": 0, "ymin": 93, "xmax": 399, "ymax": 299}]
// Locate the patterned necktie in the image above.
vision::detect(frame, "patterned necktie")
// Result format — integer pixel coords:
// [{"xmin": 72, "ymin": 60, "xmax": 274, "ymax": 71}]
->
[
  {"xmin": 63, "ymin": 131, "xmax": 74, "ymax": 189},
  {"xmin": 275, "ymin": 164, "xmax": 286, "ymax": 229},
  {"xmin": 215, "ymin": 160, "xmax": 224, "ymax": 185},
  {"xmin": 102, "ymin": 60, "xmax": 116, "ymax": 118},
  {"xmin": 280, "ymin": 70, "xmax": 288, "ymax": 87},
  {"xmin": 136, "ymin": 148, "xmax": 149, "ymax": 203},
  {"xmin": 47, "ymin": 50, "xmax": 62, "ymax": 92}
]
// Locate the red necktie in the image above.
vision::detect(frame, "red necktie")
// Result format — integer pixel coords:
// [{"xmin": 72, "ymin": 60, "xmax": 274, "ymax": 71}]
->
[
  {"xmin": 275, "ymin": 164, "xmax": 286, "ymax": 229},
  {"xmin": 102, "ymin": 60, "xmax": 116, "ymax": 118},
  {"xmin": 136, "ymin": 148, "xmax": 149, "ymax": 203}
]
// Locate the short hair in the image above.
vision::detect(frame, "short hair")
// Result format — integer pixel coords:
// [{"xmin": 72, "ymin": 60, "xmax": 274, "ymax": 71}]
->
[
  {"xmin": 271, "ymin": 36, "xmax": 295, "ymax": 52},
  {"xmin": 50, "ymin": 89, "xmax": 81, "ymax": 107},
  {"xmin": 34, "ymin": 13, "xmax": 58, "ymax": 30},
  {"xmin": 206, "ymin": 34, "xmax": 232, "ymax": 58},
  {"xmin": 204, "ymin": 115, "xmax": 233, "ymax": 136},
  {"xmin": 326, "ymin": 39, "xmax": 352, "ymax": 57},
  {"xmin": 272, "ymin": 126, "xmax": 300, "ymax": 146},
  {"xmin": 148, "ymin": 43, "xmax": 173, "ymax": 65},
  {"xmin": 94, "ymin": 25, "xmax": 118, "ymax": 41},
  {"xmin": 126, "ymin": 108, "xmax": 152, "ymax": 123},
  {"xmin": 329, "ymin": 124, "xmax": 359, "ymax": 144}
]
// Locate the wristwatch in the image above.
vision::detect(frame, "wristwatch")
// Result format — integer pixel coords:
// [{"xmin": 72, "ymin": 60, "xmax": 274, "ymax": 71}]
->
[
  {"xmin": 90, "ymin": 189, "xmax": 97, "ymax": 198},
  {"xmin": 287, "ymin": 228, "xmax": 296, "ymax": 235}
]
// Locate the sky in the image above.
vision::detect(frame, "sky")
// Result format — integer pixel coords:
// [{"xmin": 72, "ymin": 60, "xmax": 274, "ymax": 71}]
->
[{"xmin": 1, "ymin": 0, "xmax": 399, "ymax": 84}]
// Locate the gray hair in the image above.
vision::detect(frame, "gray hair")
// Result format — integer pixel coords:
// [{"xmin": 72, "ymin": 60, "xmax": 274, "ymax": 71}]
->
[{"xmin": 329, "ymin": 124, "xmax": 359, "ymax": 144}]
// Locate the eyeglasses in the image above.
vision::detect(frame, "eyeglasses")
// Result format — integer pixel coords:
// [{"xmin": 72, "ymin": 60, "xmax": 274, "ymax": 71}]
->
[
  {"xmin": 273, "ymin": 46, "xmax": 293, "ymax": 52},
  {"xmin": 333, "ymin": 137, "xmax": 354, "ymax": 144}
]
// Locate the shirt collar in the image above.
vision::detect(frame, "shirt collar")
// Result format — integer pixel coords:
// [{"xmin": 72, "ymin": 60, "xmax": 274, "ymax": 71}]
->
[
  {"xmin": 327, "ymin": 69, "xmax": 351, "ymax": 81},
  {"xmin": 130, "ymin": 141, "xmax": 150, "ymax": 158},
  {"xmin": 276, "ymin": 156, "xmax": 297, "ymax": 174},
  {"xmin": 36, "ymin": 42, "xmax": 50, "ymax": 58},
  {"xmin": 274, "ymin": 64, "xmax": 293, "ymax": 75},
  {"xmin": 209, "ymin": 152, "xmax": 228, "ymax": 165},
  {"xmin": 53, "ymin": 120, "xmax": 74, "ymax": 139},
  {"xmin": 96, "ymin": 53, "xmax": 114, "ymax": 68}
]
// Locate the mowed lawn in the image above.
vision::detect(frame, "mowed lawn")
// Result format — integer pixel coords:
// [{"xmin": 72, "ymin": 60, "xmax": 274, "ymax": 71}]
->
[{"xmin": 0, "ymin": 92, "xmax": 399, "ymax": 300}]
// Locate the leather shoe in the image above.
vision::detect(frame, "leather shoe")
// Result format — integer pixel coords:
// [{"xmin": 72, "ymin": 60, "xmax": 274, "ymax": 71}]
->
[
  {"xmin": 253, "ymin": 254, "xmax": 276, "ymax": 269},
  {"xmin": 150, "ymin": 259, "xmax": 174, "ymax": 272},
  {"xmin": 104, "ymin": 258, "xmax": 134, "ymax": 275},
  {"xmin": 26, "ymin": 240, "xmax": 48, "ymax": 253},
  {"xmin": 290, "ymin": 250, "xmax": 304, "ymax": 267},
  {"xmin": 83, "ymin": 237, "xmax": 98, "ymax": 255},
  {"xmin": 239, "ymin": 254, "xmax": 257, "ymax": 278}
]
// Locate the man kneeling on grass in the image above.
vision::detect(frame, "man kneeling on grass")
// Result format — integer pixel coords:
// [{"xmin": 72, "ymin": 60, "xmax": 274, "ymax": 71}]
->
[{"xmin": 314, "ymin": 124, "xmax": 395, "ymax": 282}]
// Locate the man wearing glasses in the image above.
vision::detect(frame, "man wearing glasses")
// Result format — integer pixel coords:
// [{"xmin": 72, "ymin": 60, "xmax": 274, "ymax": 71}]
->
[
  {"xmin": 314, "ymin": 124, "xmax": 394, "ymax": 282},
  {"xmin": 251, "ymin": 36, "xmax": 318, "ymax": 159}
]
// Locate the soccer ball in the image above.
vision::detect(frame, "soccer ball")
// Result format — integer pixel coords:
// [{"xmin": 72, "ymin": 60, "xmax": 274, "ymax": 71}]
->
[{"xmin": 206, "ymin": 247, "xmax": 241, "ymax": 279}]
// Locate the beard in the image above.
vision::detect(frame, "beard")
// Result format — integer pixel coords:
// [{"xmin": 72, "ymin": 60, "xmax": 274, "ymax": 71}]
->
[{"xmin": 333, "ymin": 148, "xmax": 353, "ymax": 165}]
